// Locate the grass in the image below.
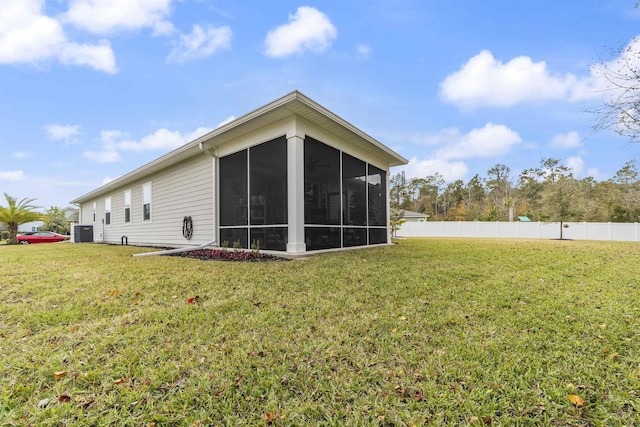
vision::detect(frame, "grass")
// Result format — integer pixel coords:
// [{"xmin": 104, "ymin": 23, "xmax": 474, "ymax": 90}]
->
[{"xmin": 1, "ymin": 239, "xmax": 639, "ymax": 426}]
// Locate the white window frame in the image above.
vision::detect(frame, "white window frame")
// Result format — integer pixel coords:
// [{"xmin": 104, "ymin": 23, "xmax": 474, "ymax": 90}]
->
[
  {"xmin": 105, "ymin": 197, "xmax": 112, "ymax": 226},
  {"xmin": 142, "ymin": 182, "xmax": 152, "ymax": 221},
  {"xmin": 124, "ymin": 189, "xmax": 131, "ymax": 224}
]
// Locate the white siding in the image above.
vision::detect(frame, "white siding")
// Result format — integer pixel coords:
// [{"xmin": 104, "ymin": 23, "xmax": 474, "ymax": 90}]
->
[{"xmin": 79, "ymin": 154, "xmax": 214, "ymax": 247}]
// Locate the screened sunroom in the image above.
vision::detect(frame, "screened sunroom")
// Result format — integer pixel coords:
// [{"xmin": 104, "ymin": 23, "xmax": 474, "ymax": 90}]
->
[{"xmin": 217, "ymin": 134, "xmax": 390, "ymax": 252}]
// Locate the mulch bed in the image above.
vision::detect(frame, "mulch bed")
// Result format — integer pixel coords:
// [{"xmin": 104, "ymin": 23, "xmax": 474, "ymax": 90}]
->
[{"xmin": 167, "ymin": 248, "xmax": 289, "ymax": 262}]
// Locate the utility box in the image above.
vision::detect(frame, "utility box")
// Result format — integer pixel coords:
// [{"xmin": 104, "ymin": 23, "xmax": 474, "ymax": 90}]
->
[{"xmin": 74, "ymin": 225, "xmax": 94, "ymax": 243}]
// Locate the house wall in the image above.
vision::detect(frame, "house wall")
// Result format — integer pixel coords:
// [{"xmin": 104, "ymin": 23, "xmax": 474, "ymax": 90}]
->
[
  {"xmin": 79, "ymin": 154, "xmax": 214, "ymax": 247},
  {"xmin": 75, "ymin": 114, "xmax": 395, "ymax": 251}
]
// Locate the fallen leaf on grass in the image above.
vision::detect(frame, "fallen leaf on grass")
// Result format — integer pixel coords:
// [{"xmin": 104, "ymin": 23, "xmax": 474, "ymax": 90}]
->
[
  {"xmin": 263, "ymin": 411, "xmax": 280, "ymax": 424},
  {"xmin": 58, "ymin": 395, "xmax": 71, "ymax": 403},
  {"xmin": 234, "ymin": 374, "xmax": 243, "ymax": 386},
  {"xmin": 171, "ymin": 295, "xmax": 178, "ymax": 299},
  {"xmin": 54, "ymin": 371, "xmax": 67, "ymax": 380},
  {"xmin": 37, "ymin": 398, "xmax": 50, "ymax": 408},
  {"xmin": 108, "ymin": 290, "xmax": 118, "ymax": 296},
  {"xmin": 187, "ymin": 295, "xmax": 200, "ymax": 304},
  {"xmin": 568, "ymin": 394, "xmax": 584, "ymax": 406},
  {"xmin": 114, "ymin": 377, "xmax": 126, "ymax": 385},
  {"xmin": 483, "ymin": 416, "xmax": 492, "ymax": 424},
  {"xmin": 607, "ymin": 352, "xmax": 619, "ymax": 360}
]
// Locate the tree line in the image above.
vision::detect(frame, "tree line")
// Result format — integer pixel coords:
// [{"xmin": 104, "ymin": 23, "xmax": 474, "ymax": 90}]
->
[{"xmin": 391, "ymin": 157, "xmax": 640, "ymax": 223}]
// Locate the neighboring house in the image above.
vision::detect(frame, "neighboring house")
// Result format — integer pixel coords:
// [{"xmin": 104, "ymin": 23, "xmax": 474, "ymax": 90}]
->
[
  {"xmin": 402, "ymin": 210, "xmax": 429, "ymax": 222},
  {"xmin": 19, "ymin": 221, "xmax": 44, "ymax": 232},
  {"xmin": 70, "ymin": 91, "xmax": 408, "ymax": 254}
]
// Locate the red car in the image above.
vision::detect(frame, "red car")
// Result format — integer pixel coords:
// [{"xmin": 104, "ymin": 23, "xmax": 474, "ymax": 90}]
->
[{"xmin": 16, "ymin": 231, "xmax": 70, "ymax": 244}]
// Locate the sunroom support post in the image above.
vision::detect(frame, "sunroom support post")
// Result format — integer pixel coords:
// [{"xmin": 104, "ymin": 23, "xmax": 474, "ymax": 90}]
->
[{"xmin": 287, "ymin": 132, "xmax": 306, "ymax": 253}]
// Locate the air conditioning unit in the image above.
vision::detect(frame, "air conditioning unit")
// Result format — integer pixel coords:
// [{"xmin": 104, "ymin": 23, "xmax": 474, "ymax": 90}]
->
[{"xmin": 73, "ymin": 225, "xmax": 94, "ymax": 243}]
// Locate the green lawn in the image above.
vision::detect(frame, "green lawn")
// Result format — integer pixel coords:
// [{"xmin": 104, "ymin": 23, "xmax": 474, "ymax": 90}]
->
[{"xmin": 1, "ymin": 239, "xmax": 639, "ymax": 425}]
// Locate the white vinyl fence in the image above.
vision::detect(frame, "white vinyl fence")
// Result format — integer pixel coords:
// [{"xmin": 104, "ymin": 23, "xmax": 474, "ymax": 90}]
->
[{"xmin": 398, "ymin": 221, "xmax": 640, "ymax": 242}]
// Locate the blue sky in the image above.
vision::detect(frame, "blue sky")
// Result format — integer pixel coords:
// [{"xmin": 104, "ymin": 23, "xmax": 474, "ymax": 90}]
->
[{"xmin": 1, "ymin": 0, "xmax": 639, "ymax": 209}]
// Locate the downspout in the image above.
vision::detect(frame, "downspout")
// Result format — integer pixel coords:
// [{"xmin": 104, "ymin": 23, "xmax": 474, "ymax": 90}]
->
[
  {"xmin": 199, "ymin": 142, "xmax": 218, "ymax": 246},
  {"xmin": 133, "ymin": 143, "xmax": 219, "ymax": 258}
]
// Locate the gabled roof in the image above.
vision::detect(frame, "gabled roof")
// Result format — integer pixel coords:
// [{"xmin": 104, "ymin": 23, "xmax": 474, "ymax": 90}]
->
[{"xmin": 71, "ymin": 91, "xmax": 408, "ymax": 205}]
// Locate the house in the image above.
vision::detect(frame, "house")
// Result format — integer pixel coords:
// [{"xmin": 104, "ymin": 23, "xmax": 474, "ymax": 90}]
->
[
  {"xmin": 402, "ymin": 210, "xmax": 429, "ymax": 222},
  {"xmin": 19, "ymin": 221, "xmax": 44, "ymax": 232},
  {"xmin": 70, "ymin": 91, "xmax": 408, "ymax": 254}
]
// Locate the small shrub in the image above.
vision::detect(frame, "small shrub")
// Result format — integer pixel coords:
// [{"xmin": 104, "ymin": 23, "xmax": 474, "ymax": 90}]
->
[{"xmin": 251, "ymin": 239, "xmax": 261, "ymax": 254}]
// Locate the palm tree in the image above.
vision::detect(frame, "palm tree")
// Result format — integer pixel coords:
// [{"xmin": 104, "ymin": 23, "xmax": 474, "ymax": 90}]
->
[{"xmin": 0, "ymin": 193, "xmax": 45, "ymax": 244}]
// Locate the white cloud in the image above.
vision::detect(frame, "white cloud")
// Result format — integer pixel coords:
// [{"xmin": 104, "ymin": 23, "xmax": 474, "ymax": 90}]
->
[
  {"xmin": 434, "ymin": 123, "xmax": 522, "ymax": 160},
  {"xmin": 588, "ymin": 37, "xmax": 640, "ymax": 104},
  {"xmin": 100, "ymin": 129, "xmax": 127, "ymax": 146},
  {"xmin": 84, "ymin": 126, "xmax": 209, "ymax": 163},
  {"xmin": 549, "ymin": 131, "xmax": 582, "ymax": 148},
  {"xmin": 63, "ymin": 0, "xmax": 174, "ymax": 35},
  {"xmin": 563, "ymin": 157, "xmax": 605, "ymax": 180},
  {"xmin": 82, "ymin": 150, "xmax": 122, "ymax": 163},
  {"xmin": 399, "ymin": 157, "xmax": 469, "ymax": 182},
  {"xmin": 59, "ymin": 40, "xmax": 117, "ymax": 73},
  {"xmin": 356, "ymin": 43, "xmax": 372, "ymax": 59},
  {"xmin": 12, "ymin": 151, "xmax": 31, "ymax": 158},
  {"xmin": 264, "ymin": 6, "xmax": 337, "ymax": 58},
  {"xmin": 166, "ymin": 24, "xmax": 231, "ymax": 63},
  {"xmin": 45, "ymin": 123, "xmax": 80, "ymax": 141},
  {"xmin": 152, "ymin": 20, "xmax": 176, "ymax": 37},
  {"xmin": 0, "ymin": 170, "xmax": 25, "ymax": 181},
  {"xmin": 187, "ymin": 126, "xmax": 213, "ymax": 141},
  {"xmin": 586, "ymin": 167, "xmax": 605, "ymax": 180},
  {"xmin": 566, "ymin": 156, "xmax": 585, "ymax": 176},
  {"xmin": 0, "ymin": 0, "xmax": 117, "ymax": 73},
  {"xmin": 440, "ymin": 50, "xmax": 598, "ymax": 108},
  {"xmin": 216, "ymin": 116, "xmax": 236, "ymax": 128},
  {"xmin": 116, "ymin": 128, "xmax": 185, "ymax": 151}
]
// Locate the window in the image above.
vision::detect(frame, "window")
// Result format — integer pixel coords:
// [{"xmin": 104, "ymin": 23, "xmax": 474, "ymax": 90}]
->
[
  {"xmin": 105, "ymin": 197, "xmax": 111, "ymax": 225},
  {"xmin": 142, "ymin": 182, "xmax": 151, "ymax": 221},
  {"xmin": 304, "ymin": 137, "xmax": 388, "ymax": 250},
  {"xmin": 92, "ymin": 201, "xmax": 96, "ymax": 222},
  {"xmin": 219, "ymin": 150, "xmax": 248, "ymax": 226},
  {"xmin": 219, "ymin": 136, "xmax": 288, "ymax": 250},
  {"xmin": 367, "ymin": 164, "xmax": 387, "ymax": 226},
  {"xmin": 304, "ymin": 137, "xmax": 340, "ymax": 226},
  {"xmin": 124, "ymin": 189, "xmax": 131, "ymax": 223},
  {"xmin": 342, "ymin": 153, "xmax": 367, "ymax": 226}
]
